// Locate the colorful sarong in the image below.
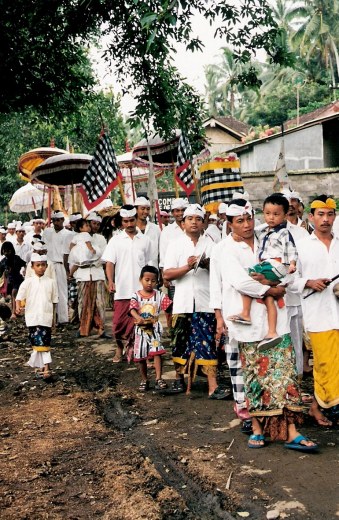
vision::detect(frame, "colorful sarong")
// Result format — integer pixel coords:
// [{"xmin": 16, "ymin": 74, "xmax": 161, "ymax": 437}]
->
[
  {"xmin": 308, "ymin": 330, "xmax": 339, "ymax": 409},
  {"xmin": 239, "ymin": 333, "xmax": 303, "ymax": 441},
  {"xmin": 171, "ymin": 313, "xmax": 218, "ymax": 379},
  {"xmin": 77, "ymin": 280, "xmax": 106, "ymax": 336}
]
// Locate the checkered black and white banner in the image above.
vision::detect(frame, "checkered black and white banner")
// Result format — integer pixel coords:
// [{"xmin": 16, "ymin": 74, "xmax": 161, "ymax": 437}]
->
[
  {"xmin": 80, "ymin": 133, "xmax": 122, "ymax": 210},
  {"xmin": 200, "ymin": 164, "xmax": 244, "ymax": 208},
  {"xmin": 175, "ymin": 133, "xmax": 195, "ymax": 196}
]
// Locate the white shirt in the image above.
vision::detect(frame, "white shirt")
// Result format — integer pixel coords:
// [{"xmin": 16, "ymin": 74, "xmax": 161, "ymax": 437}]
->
[
  {"xmin": 16, "ymin": 273, "xmax": 58, "ymax": 327},
  {"xmin": 24, "ymin": 230, "xmax": 43, "ymax": 247},
  {"xmin": 137, "ymin": 221, "xmax": 160, "ymax": 267},
  {"xmin": 102, "ymin": 230, "xmax": 152, "ymax": 299},
  {"xmin": 294, "ymin": 233, "xmax": 339, "ymax": 332},
  {"xmin": 163, "ymin": 234, "xmax": 214, "ymax": 314},
  {"xmin": 13, "ymin": 240, "xmax": 30, "ymax": 262},
  {"xmin": 74, "ymin": 233, "xmax": 107, "ymax": 283},
  {"xmin": 205, "ymin": 224, "xmax": 221, "ymax": 243},
  {"xmin": 159, "ymin": 221, "xmax": 184, "ymax": 268},
  {"xmin": 25, "ymin": 261, "xmax": 56, "ymax": 281},
  {"xmin": 285, "ymin": 221, "xmax": 309, "ymax": 307},
  {"xmin": 333, "ymin": 216, "xmax": 339, "ymax": 237},
  {"xmin": 5, "ymin": 232, "xmax": 16, "ymax": 244},
  {"xmin": 211, "ymin": 236, "xmax": 289, "ymax": 342},
  {"xmin": 43, "ymin": 227, "xmax": 71, "ymax": 262}
]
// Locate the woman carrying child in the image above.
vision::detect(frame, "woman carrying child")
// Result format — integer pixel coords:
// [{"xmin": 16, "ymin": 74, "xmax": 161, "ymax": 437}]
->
[{"xmin": 129, "ymin": 266, "xmax": 171, "ymax": 391}]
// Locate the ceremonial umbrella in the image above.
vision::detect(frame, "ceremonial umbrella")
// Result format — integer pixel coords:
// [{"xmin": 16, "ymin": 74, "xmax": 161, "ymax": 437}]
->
[
  {"xmin": 18, "ymin": 147, "xmax": 68, "ymax": 182},
  {"xmin": 132, "ymin": 131, "xmax": 180, "ymax": 165},
  {"xmin": 31, "ymin": 153, "xmax": 92, "ymax": 187},
  {"xmin": 9, "ymin": 183, "xmax": 49, "ymax": 213}
]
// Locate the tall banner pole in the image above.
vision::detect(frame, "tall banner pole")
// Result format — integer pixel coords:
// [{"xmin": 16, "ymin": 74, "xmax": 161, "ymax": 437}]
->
[{"xmin": 146, "ymin": 139, "xmax": 162, "ymax": 230}]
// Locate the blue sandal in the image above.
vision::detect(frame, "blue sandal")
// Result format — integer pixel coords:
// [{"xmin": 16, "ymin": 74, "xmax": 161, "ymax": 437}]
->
[
  {"xmin": 248, "ymin": 434, "xmax": 265, "ymax": 448},
  {"xmin": 284, "ymin": 435, "xmax": 318, "ymax": 452}
]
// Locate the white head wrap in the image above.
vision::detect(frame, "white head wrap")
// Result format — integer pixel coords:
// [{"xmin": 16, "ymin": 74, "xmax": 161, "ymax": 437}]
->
[
  {"xmin": 31, "ymin": 253, "xmax": 47, "ymax": 262},
  {"xmin": 120, "ymin": 207, "xmax": 137, "ymax": 218},
  {"xmin": 134, "ymin": 196, "xmax": 150, "ymax": 207},
  {"xmin": 33, "ymin": 218, "xmax": 45, "ymax": 224},
  {"xmin": 209, "ymin": 214, "xmax": 218, "ymax": 221},
  {"xmin": 183, "ymin": 204, "xmax": 205, "ymax": 220},
  {"xmin": 16, "ymin": 224, "xmax": 25, "ymax": 232},
  {"xmin": 33, "ymin": 242, "xmax": 47, "ymax": 251},
  {"xmin": 280, "ymin": 189, "xmax": 300, "ymax": 201},
  {"xmin": 7, "ymin": 223, "xmax": 16, "ymax": 229},
  {"xmin": 226, "ymin": 201, "xmax": 253, "ymax": 217},
  {"xmin": 69, "ymin": 213, "xmax": 82, "ymax": 223},
  {"xmin": 232, "ymin": 191, "xmax": 250, "ymax": 201},
  {"xmin": 0, "ymin": 228, "xmax": 6, "ymax": 234},
  {"xmin": 52, "ymin": 211, "xmax": 64, "ymax": 219},
  {"xmin": 86, "ymin": 212, "xmax": 102, "ymax": 223},
  {"xmin": 218, "ymin": 203, "xmax": 228, "ymax": 214},
  {"xmin": 171, "ymin": 198, "xmax": 189, "ymax": 210}
]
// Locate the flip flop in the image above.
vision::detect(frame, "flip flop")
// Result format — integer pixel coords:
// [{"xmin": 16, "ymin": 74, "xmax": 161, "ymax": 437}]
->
[
  {"xmin": 258, "ymin": 335, "xmax": 282, "ymax": 351},
  {"xmin": 284, "ymin": 435, "xmax": 318, "ymax": 452},
  {"xmin": 227, "ymin": 315, "xmax": 252, "ymax": 325},
  {"xmin": 248, "ymin": 434, "xmax": 265, "ymax": 448}
]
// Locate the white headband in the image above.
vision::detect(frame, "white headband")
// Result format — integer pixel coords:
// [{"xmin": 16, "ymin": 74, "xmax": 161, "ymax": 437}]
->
[
  {"xmin": 281, "ymin": 189, "xmax": 300, "ymax": 201},
  {"xmin": 218, "ymin": 203, "xmax": 228, "ymax": 214},
  {"xmin": 31, "ymin": 253, "xmax": 47, "ymax": 262},
  {"xmin": 171, "ymin": 198, "xmax": 189, "ymax": 210},
  {"xmin": 226, "ymin": 201, "xmax": 253, "ymax": 217},
  {"xmin": 86, "ymin": 212, "xmax": 102, "ymax": 222},
  {"xmin": 120, "ymin": 207, "xmax": 137, "ymax": 218},
  {"xmin": 183, "ymin": 204, "xmax": 205, "ymax": 220},
  {"xmin": 69, "ymin": 213, "xmax": 82, "ymax": 223},
  {"xmin": 52, "ymin": 211, "xmax": 64, "ymax": 219},
  {"xmin": 232, "ymin": 191, "xmax": 250, "ymax": 201},
  {"xmin": 33, "ymin": 242, "xmax": 47, "ymax": 251},
  {"xmin": 134, "ymin": 196, "xmax": 150, "ymax": 207}
]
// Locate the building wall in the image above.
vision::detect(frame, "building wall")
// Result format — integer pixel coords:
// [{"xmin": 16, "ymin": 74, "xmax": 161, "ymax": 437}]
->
[
  {"xmin": 239, "ymin": 125, "xmax": 324, "ymax": 172},
  {"xmin": 205, "ymin": 127, "xmax": 241, "ymax": 155},
  {"xmin": 241, "ymin": 169, "xmax": 339, "ymax": 207}
]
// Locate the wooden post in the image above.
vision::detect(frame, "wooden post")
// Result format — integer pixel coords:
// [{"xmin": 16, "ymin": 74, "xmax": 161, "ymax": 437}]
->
[
  {"xmin": 191, "ymin": 160, "xmax": 201, "ymax": 204},
  {"xmin": 47, "ymin": 187, "xmax": 52, "ymax": 226}
]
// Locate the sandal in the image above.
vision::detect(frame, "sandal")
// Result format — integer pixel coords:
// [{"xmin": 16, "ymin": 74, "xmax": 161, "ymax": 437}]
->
[
  {"xmin": 139, "ymin": 380, "xmax": 150, "ymax": 392},
  {"xmin": 43, "ymin": 370, "xmax": 52, "ymax": 381},
  {"xmin": 171, "ymin": 379, "xmax": 185, "ymax": 393},
  {"xmin": 248, "ymin": 434, "xmax": 266, "ymax": 449},
  {"xmin": 154, "ymin": 379, "xmax": 168, "ymax": 390}
]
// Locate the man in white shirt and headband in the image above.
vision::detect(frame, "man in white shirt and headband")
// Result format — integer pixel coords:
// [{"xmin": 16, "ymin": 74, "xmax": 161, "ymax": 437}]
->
[
  {"xmin": 164, "ymin": 203, "xmax": 229, "ymax": 398},
  {"xmin": 134, "ymin": 196, "xmax": 160, "ymax": 268},
  {"xmin": 294, "ymin": 195, "xmax": 339, "ymax": 427},
  {"xmin": 102, "ymin": 205, "xmax": 152, "ymax": 363},
  {"xmin": 214, "ymin": 198, "xmax": 316, "ymax": 451},
  {"xmin": 43, "ymin": 211, "xmax": 70, "ymax": 325}
]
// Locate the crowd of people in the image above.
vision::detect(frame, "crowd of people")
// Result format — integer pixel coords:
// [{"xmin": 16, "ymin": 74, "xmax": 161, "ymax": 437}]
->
[{"xmin": 2, "ymin": 189, "xmax": 338, "ymax": 453}]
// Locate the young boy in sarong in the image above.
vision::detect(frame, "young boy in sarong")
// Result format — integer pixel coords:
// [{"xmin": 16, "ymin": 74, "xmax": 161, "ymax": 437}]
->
[
  {"xmin": 228, "ymin": 194, "xmax": 297, "ymax": 350},
  {"xmin": 16, "ymin": 253, "xmax": 58, "ymax": 380}
]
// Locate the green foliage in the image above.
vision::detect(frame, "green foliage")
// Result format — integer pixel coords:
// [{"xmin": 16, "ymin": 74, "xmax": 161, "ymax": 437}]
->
[{"xmin": 0, "ymin": 91, "xmax": 128, "ymax": 214}]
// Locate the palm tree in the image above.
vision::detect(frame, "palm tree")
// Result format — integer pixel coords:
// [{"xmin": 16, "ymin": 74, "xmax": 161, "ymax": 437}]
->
[
  {"xmin": 271, "ymin": 0, "xmax": 308, "ymax": 34},
  {"xmin": 204, "ymin": 47, "xmax": 250, "ymax": 116},
  {"xmin": 291, "ymin": 0, "xmax": 339, "ymax": 85}
]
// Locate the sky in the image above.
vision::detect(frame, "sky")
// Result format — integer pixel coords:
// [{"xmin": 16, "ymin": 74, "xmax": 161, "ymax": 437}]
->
[{"xmin": 91, "ymin": 12, "xmax": 233, "ymax": 116}]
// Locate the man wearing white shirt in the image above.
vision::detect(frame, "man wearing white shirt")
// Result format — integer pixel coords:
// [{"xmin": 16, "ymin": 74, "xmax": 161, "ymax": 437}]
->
[
  {"xmin": 73, "ymin": 212, "xmax": 109, "ymax": 338},
  {"xmin": 43, "ymin": 211, "xmax": 70, "ymax": 324},
  {"xmin": 6, "ymin": 222, "xmax": 16, "ymax": 243},
  {"xmin": 102, "ymin": 205, "xmax": 152, "ymax": 362},
  {"xmin": 295, "ymin": 195, "xmax": 339, "ymax": 427},
  {"xmin": 159, "ymin": 198, "xmax": 188, "ymax": 269},
  {"xmin": 134, "ymin": 196, "xmax": 160, "ymax": 268},
  {"xmin": 13, "ymin": 225, "xmax": 30, "ymax": 262},
  {"xmin": 24, "ymin": 218, "xmax": 44, "ymax": 246},
  {"xmin": 164, "ymin": 204, "xmax": 229, "ymax": 399},
  {"xmin": 214, "ymin": 199, "xmax": 316, "ymax": 450}
]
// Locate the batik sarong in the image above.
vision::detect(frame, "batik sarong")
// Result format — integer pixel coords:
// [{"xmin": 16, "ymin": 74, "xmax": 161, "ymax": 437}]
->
[
  {"xmin": 27, "ymin": 325, "xmax": 52, "ymax": 369},
  {"xmin": 77, "ymin": 280, "xmax": 106, "ymax": 337},
  {"xmin": 239, "ymin": 333, "xmax": 303, "ymax": 440},
  {"xmin": 171, "ymin": 312, "xmax": 218, "ymax": 379}
]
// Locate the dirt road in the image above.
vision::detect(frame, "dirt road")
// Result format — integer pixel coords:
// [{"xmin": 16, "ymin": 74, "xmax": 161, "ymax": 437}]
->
[{"xmin": 0, "ymin": 316, "xmax": 338, "ymax": 519}]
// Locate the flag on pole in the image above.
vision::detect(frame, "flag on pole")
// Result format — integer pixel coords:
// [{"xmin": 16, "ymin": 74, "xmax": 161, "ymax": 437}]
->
[
  {"xmin": 175, "ymin": 132, "xmax": 195, "ymax": 196},
  {"xmin": 80, "ymin": 133, "xmax": 122, "ymax": 210},
  {"xmin": 273, "ymin": 140, "xmax": 291, "ymax": 193}
]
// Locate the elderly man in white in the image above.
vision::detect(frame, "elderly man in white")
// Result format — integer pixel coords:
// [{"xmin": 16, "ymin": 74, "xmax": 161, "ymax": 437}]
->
[
  {"xmin": 134, "ymin": 196, "xmax": 160, "ymax": 268},
  {"xmin": 213, "ymin": 198, "xmax": 317, "ymax": 451},
  {"xmin": 102, "ymin": 205, "xmax": 152, "ymax": 362}
]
